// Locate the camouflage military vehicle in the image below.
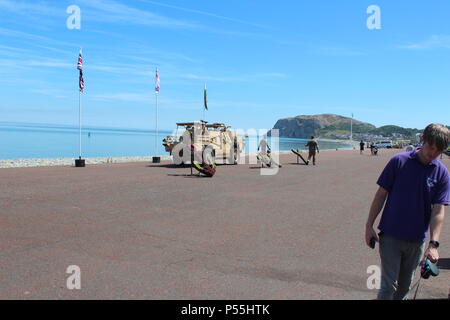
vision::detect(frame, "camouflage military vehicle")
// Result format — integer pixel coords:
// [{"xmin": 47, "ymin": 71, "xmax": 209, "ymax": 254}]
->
[{"xmin": 162, "ymin": 121, "xmax": 245, "ymax": 164}]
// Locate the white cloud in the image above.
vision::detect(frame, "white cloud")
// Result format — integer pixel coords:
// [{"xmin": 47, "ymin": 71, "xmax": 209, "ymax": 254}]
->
[
  {"xmin": 0, "ymin": 0, "xmax": 202, "ymax": 32},
  {"xmin": 0, "ymin": 58, "xmax": 72, "ymax": 69},
  {"xmin": 31, "ymin": 89, "xmax": 68, "ymax": 99},
  {"xmin": 313, "ymin": 46, "xmax": 365, "ymax": 56},
  {"xmin": 77, "ymin": 0, "xmax": 200, "ymax": 29},
  {"xmin": 254, "ymin": 72, "xmax": 288, "ymax": 78},
  {"xmin": 400, "ymin": 35, "xmax": 450, "ymax": 50},
  {"xmin": 90, "ymin": 93, "xmax": 152, "ymax": 102},
  {"xmin": 77, "ymin": 0, "xmax": 263, "ymax": 37},
  {"xmin": 0, "ymin": 0, "xmax": 59, "ymax": 15},
  {"xmin": 34, "ymin": 45, "xmax": 74, "ymax": 55},
  {"xmin": 0, "ymin": 27, "xmax": 78, "ymax": 49},
  {"xmin": 88, "ymin": 93, "xmax": 203, "ymax": 110},
  {"xmin": 27, "ymin": 60, "xmax": 72, "ymax": 68},
  {"xmin": 0, "ymin": 26, "xmax": 50, "ymax": 42},
  {"xmin": 0, "ymin": 56, "xmax": 153, "ymax": 76},
  {"xmin": 137, "ymin": 0, "xmax": 271, "ymax": 30},
  {"xmin": 180, "ymin": 72, "xmax": 288, "ymax": 82},
  {"xmin": 0, "ymin": 45, "xmax": 33, "ymax": 53}
]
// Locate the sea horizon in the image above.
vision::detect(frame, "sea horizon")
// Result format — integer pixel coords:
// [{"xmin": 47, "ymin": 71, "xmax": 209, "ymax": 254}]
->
[{"xmin": 0, "ymin": 121, "xmax": 353, "ymax": 160}]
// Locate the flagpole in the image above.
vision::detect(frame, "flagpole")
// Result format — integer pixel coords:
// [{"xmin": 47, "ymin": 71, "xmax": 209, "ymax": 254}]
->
[
  {"xmin": 152, "ymin": 67, "xmax": 161, "ymax": 163},
  {"xmin": 203, "ymin": 83, "xmax": 206, "ymax": 122},
  {"xmin": 155, "ymin": 92, "xmax": 158, "ymax": 155},
  {"xmin": 75, "ymin": 47, "xmax": 85, "ymax": 167},
  {"xmin": 79, "ymin": 91, "xmax": 82, "ymax": 159}
]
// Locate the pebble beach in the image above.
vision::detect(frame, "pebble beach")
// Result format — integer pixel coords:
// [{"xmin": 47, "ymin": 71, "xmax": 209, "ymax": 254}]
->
[{"xmin": 0, "ymin": 155, "xmax": 173, "ymax": 169}]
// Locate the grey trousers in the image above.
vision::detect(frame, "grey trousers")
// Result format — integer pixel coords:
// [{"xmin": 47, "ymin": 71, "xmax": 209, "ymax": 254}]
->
[
  {"xmin": 377, "ymin": 232, "xmax": 425, "ymax": 300},
  {"xmin": 308, "ymin": 152, "xmax": 316, "ymax": 164}
]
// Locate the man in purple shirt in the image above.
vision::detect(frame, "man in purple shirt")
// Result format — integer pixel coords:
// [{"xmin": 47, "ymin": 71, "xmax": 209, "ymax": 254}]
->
[{"xmin": 365, "ymin": 123, "xmax": 450, "ymax": 300}]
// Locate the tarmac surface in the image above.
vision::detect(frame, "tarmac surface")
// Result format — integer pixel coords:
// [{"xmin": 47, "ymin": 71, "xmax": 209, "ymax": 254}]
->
[{"xmin": 1, "ymin": 149, "xmax": 449, "ymax": 300}]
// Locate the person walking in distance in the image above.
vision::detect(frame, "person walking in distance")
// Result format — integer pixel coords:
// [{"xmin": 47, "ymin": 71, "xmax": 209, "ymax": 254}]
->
[
  {"xmin": 258, "ymin": 135, "xmax": 270, "ymax": 155},
  {"xmin": 365, "ymin": 124, "xmax": 450, "ymax": 300},
  {"xmin": 360, "ymin": 140, "xmax": 365, "ymax": 155},
  {"xmin": 305, "ymin": 136, "xmax": 320, "ymax": 165}
]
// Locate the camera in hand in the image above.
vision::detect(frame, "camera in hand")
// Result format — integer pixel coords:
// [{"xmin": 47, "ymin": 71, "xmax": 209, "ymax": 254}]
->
[{"xmin": 420, "ymin": 259, "xmax": 439, "ymax": 279}]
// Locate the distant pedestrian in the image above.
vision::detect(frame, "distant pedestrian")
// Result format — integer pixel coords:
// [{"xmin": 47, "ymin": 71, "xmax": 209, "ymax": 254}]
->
[
  {"xmin": 305, "ymin": 136, "xmax": 319, "ymax": 165},
  {"xmin": 365, "ymin": 123, "xmax": 450, "ymax": 300},
  {"xmin": 258, "ymin": 135, "xmax": 270, "ymax": 155},
  {"xmin": 373, "ymin": 145, "xmax": 379, "ymax": 156},
  {"xmin": 360, "ymin": 140, "xmax": 365, "ymax": 155},
  {"xmin": 370, "ymin": 142, "xmax": 375, "ymax": 155}
]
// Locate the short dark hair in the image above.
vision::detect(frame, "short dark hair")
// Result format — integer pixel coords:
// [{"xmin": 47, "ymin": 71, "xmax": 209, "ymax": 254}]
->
[
  {"xmin": 311, "ymin": 136, "xmax": 314, "ymax": 139},
  {"xmin": 422, "ymin": 123, "xmax": 450, "ymax": 151}
]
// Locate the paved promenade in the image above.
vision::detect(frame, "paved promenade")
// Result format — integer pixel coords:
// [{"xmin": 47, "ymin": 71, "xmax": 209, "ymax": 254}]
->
[{"xmin": 1, "ymin": 149, "xmax": 449, "ymax": 299}]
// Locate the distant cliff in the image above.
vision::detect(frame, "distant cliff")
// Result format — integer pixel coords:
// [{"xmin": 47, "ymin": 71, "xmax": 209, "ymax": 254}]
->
[
  {"xmin": 270, "ymin": 114, "xmax": 426, "ymax": 139},
  {"xmin": 270, "ymin": 114, "xmax": 375, "ymax": 139}
]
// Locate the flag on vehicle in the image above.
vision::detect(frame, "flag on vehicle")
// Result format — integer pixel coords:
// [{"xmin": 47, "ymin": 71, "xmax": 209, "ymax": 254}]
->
[{"xmin": 155, "ymin": 68, "xmax": 160, "ymax": 93}]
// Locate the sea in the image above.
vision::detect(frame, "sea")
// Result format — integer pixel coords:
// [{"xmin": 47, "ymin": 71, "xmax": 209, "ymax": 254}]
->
[{"xmin": 0, "ymin": 122, "xmax": 353, "ymax": 160}]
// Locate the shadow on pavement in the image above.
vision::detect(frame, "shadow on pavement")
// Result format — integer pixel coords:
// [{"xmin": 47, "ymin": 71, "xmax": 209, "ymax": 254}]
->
[
  {"xmin": 167, "ymin": 174, "xmax": 211, "ymax": 178},
  {"xmin": 147, "ymin": 164, "xmax": 190, "ymax": 169}
]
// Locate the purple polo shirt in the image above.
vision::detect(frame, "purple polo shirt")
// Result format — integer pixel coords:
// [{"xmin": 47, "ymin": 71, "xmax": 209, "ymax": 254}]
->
[{"xmin": 377, "ymin": 149, "xmax": 450, "ymax": 242}]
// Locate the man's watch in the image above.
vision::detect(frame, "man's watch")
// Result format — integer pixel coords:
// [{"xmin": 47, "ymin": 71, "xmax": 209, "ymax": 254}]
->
[{"xmin": 429, "ymin": 240, "xmax": 440, "ymax": 248}]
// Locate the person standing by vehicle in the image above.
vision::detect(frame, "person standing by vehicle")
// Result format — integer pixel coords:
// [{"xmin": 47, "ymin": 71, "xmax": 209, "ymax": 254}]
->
[
  {"xmin": 258, "ymin": 135, "xmax": 270, "ymax": 155},
  {"xmin": 365, "ymin": 123, "xmax": 450, "ymax": 300},
  {"xmin": 305, "ymin": 136, "xmax": 319, "ymax": 165}
]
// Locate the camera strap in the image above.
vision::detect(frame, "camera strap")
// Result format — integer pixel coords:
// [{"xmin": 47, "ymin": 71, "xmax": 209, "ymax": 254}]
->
[
  {"xmin": 411, "ymin": 276, "xmax": 422, "ymax": 300},
  {"xmin": 410, "ymin": 255, "xmax": 437, "ymax": 300},
  {"xmin": 410, "ymin": 253, "xmax": 427, "ymax": 300}
]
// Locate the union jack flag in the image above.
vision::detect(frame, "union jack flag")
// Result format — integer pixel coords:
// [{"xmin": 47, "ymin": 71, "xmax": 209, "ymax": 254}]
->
[
  {"xmin": 77, "ymin": 49, "xmax": 84, "ymax": 92},
  {"xmin": 79, "ymin": 70, "xmax": 84, "ymax": 93},
  {"xmin": 155, "ymin": 68, "xmax": 160, "ymax": 93},
  {"xmin": 77, "ymin": 49, "xmax": 83, "ymax": 71}
]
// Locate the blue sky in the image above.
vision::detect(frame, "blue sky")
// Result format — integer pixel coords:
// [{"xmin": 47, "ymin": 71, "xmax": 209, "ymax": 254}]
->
[{"xmin": 1, "ymin": 0, "xmax": 449, "ymax": 131}]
